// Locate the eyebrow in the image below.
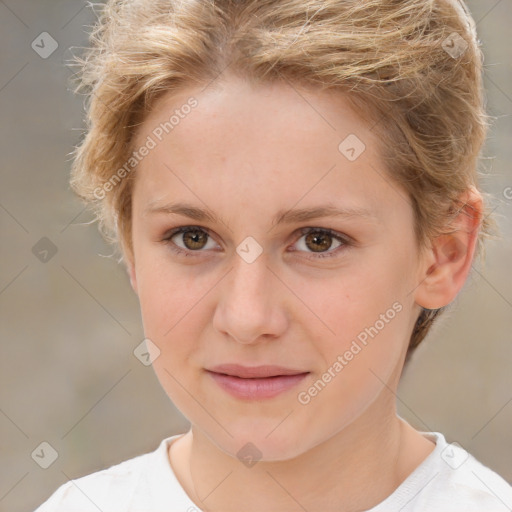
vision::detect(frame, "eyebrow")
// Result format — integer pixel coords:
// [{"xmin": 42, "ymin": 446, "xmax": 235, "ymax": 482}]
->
[{"xmin": 144, "ymin": 201, "xmax": 377, "ymax": 227}]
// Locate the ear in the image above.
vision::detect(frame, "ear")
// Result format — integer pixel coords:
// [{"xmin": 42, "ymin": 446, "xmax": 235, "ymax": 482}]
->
[{"xmin": 414, "ymin": 187, "xmax": 483, "ymax": 310}]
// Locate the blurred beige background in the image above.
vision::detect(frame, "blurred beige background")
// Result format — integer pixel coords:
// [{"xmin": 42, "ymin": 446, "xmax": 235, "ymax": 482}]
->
[{"xmin": 0, "ymin": 1, "xmax": 511, "ymax": 511}]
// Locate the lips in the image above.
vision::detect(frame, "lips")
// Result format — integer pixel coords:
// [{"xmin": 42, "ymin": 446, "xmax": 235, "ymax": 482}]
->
[
  {"xmin": 205, "ymin": 364, "xmax": 310, "ymax": 400},
  {"xmin": 208, "ymin": 364, "xmax": 308, "ymax": 378}
]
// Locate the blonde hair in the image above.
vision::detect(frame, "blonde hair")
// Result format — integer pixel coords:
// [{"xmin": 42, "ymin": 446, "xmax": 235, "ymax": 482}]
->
[{"xmin": 70, "ymin": 0, "xmax": 493, "ymax": 356}]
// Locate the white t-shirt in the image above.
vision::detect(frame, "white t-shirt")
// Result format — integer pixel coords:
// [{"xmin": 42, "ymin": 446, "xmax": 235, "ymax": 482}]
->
[{"xmin": 34, "ymin": 431, "xmax": 512, "ymax": 511}]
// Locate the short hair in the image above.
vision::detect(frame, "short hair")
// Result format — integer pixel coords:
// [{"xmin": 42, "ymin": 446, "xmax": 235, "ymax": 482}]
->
[{"xmin": 69, "ymin": 0, "xmax": 493, "ymax": 358}]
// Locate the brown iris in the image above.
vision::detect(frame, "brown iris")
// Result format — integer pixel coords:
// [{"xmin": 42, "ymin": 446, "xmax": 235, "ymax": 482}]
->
[
  {"xmin": 182, "ymin": 228, "xmax": 209, "ymax": 250},
  {"xmin": 304, "ymin": 231, "xmax": 333, "ymax": 253}
]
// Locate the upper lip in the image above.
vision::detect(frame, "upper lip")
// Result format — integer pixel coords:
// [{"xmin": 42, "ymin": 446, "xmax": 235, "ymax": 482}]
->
[{"xmin": 207, "ymin": 364, "xmax": 309, "ymax": 379}]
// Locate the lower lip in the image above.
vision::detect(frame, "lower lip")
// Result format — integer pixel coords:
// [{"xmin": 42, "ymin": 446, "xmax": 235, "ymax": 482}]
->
[{"xmin": 207, "ymin": 371, "xmax": 309, "ymax": 400}]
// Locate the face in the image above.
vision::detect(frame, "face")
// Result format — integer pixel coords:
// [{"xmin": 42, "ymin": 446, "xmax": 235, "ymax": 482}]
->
[{"xmin": 128, "ymin": 75, "xmax": 427, "ymax": 461}]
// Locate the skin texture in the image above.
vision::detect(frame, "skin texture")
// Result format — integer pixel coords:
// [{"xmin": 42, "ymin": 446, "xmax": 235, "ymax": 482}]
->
[{"xmin": 127, "ymin": 74, "xmax": 482, "ymax": 511}]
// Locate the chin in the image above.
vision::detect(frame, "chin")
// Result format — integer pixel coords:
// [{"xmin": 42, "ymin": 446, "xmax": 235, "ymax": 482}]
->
[{"xmin": 205, "ymin": 417, "xmax": 311, "ymax": 463}]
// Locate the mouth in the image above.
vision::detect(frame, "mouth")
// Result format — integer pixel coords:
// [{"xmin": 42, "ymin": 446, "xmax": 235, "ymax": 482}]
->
[{"xmin": 205, "ymin": 364, "xmax": 310, "ymax": 400}]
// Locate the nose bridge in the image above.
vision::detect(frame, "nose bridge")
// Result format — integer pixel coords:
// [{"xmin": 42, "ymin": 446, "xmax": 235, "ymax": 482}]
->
[
  {"xmin": 213, "ymin": 249, "xmax": 281, "ymax": 343},
  {"xmin": 226, "ymin": 250, "xmax": 271, "ymax": 312}
]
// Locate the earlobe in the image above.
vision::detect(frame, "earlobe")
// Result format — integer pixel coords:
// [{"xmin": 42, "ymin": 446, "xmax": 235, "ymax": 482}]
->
[{"xmin": 414, "ymin": 187, "xmax": 483, "ymax": 310}]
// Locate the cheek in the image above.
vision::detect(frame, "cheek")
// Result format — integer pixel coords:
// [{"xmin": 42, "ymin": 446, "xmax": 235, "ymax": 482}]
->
[
  {"xmin": 134, "ymin": 252, "xmax": 205, "ymax": 342},
  {"xmin": 314, "ymin": 293, "xmax": 407, "ymax": 388},
  {"xmin": 296, "ymin": 298, "xmax": 409, "ymax": 427},
  {"xmin": 303, "ymin": 250, "xmax": 414, "ymax": 394},
  {"xmin": 317, "ymin": 260, "xmax": 409, "ymax": 340}
]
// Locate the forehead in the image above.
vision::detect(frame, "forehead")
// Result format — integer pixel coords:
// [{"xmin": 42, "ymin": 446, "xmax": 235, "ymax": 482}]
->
[
  {"xmin": 131, "ymin": 76, "xmax": 408, "ymax": 222},
  {"xmin": 135, "ymin": 75, "xmax": 383, "ymax": 153}
]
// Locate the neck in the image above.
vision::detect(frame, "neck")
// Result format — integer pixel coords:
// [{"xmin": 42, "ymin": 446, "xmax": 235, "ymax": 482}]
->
[{"xmin": 170, "ymin": 394, "xmax": 434, "ymax": 512}]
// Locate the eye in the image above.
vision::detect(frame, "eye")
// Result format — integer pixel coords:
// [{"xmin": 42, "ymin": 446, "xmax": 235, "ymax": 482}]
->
[
  {"xmin": 162, "ymin": 226, "xmax": 218, "ymax": 256},
  {"xmin": 161, "ymin": 225, "xmax": 352, "ymax": 259},
  {"xmin": 291, "ymin": 227, "xmax": 351, "ymax": 259}
]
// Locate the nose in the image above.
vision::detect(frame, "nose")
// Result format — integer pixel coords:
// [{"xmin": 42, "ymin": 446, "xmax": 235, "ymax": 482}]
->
[{"xmin": 212, "ymin": 251, "xmax": 288, "ymax": 345}]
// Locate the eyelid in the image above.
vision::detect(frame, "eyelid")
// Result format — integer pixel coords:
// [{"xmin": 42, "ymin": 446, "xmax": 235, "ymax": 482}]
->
[
  {"xmin": 162, "ymin": 225, "xmax": 221, "ymax": 253},
  {"xmin": 297, "ymin": 226, "xmax": 352, "ymax": 244},
  {"xmin": 291, "ymin": 226, "xmax": 352, "ymax": 258}
]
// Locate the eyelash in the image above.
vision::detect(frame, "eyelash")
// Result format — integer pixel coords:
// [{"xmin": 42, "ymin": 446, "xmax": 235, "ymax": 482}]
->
[{"xmin": 161, "ymin": 226, "xmax": 352, "ymax": 260}]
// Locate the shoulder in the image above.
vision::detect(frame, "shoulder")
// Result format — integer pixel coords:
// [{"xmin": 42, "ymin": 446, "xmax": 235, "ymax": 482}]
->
[
  {"xmin": 33, "ymin": 437, "xmax": 173, "ymax": 512},
  {"xmin": 436, "ymin": 443, "xmax": 512, "ymax": 510},
  {"xmin": 373, "ymin": 432, "xmax": 512, "ymax": 512}
]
